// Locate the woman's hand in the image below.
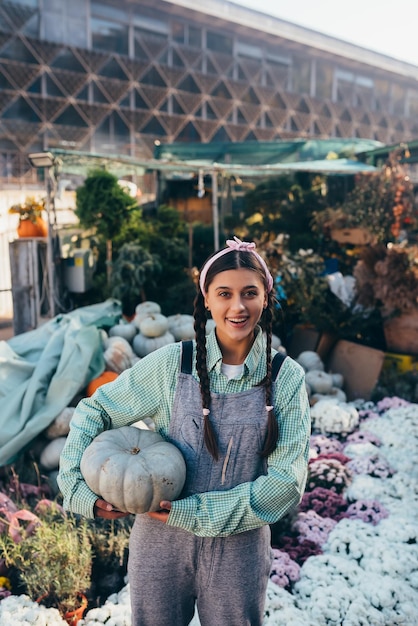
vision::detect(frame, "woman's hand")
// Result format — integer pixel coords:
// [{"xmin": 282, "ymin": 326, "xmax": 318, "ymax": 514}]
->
[
  {"xmin": 147, "ymin": 501, "xmax": 172, "ymax": 523},
  {"xmin": 94, "ymin": 498, "xmax": 131, "ymax": 519}
]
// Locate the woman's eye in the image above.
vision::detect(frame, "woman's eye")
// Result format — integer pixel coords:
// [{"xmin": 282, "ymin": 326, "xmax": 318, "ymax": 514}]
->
[{"xmin": 244, "ymin": 290, "xmax": 258, "ymax": 297}]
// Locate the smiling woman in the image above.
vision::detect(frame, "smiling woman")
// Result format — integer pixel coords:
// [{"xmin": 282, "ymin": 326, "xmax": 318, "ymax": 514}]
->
[{"xmin": 58, "ymin": 236, "xmax": 311, "ymax": 626}]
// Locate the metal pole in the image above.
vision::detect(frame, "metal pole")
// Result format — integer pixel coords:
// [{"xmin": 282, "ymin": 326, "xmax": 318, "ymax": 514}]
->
[
  {"xmin": 211, "ymin": 170, "xmax": 219, "ymax": 251},
  {"xmin": 45, "ymin": 175, "xmax": 55, "ymax": 318}
]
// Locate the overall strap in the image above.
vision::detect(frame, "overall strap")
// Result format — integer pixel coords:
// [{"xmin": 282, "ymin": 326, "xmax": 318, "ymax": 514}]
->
[
  {"xmin": 182, "ymin": 340, "xmax": 285, "ymax": 379},
  {"xmin": 271, "ymin": 351, "xmax": 286, "ymax": 382},
  {"xmin": 180, "ymin": 340, "xmax": 193, "ymax": 374}
]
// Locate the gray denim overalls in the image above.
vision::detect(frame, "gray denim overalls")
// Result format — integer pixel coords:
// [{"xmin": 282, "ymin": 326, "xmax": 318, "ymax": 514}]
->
[{"xmin": 128, "ymin": 342, "xmax": 285, "ymax": 626}]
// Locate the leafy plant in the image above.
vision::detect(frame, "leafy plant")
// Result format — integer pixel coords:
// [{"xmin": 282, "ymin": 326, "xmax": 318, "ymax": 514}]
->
[
  {"xmin": 353, "ymin": 244, "xmax": 418, "ymax": 316},
  {"xmin": 276, "ymin": 248, "xmax": 386, "ymax": 349},
  {"xmin": 111, "ymin": 243, "xmax": 161, "ymax": 316},
  {"xmin": 8, "ymin": 197, "xmax": 45, "ymax": 224},
  {"xmin": 239, "ymin": 173, "xmax": 327, "ymax": 252},
  {"xmin": 312, "ymin": 150, "xmax": 416, "ymax": 243},
  {"xmin": 0, "ymin": 505, "xmax": 92, "ymax": 615},
  {"xmin": 75, "ymin": 169, "xmax": 138, "ymax": 286}
]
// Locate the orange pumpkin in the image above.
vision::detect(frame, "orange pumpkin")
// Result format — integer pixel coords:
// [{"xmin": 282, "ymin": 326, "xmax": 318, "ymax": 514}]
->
[{"xmin": 86, "ymin": 371, "xmax": 118, "ymax": 396}]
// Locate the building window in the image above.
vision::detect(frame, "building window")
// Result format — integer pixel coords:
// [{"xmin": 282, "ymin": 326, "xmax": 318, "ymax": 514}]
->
[
  {"xmin": 315, "ymin": 60, "xmax": 333, "ymax": 100},
  {"xmin": 407, "ymin": 90, "xmax": 418, "ymax": 117},
  {"xmin": 91, "ymin": 17, "xmax": 129, "ymax": 55},
  {"xmin": 172, "ymin": 21, "xmax": 185, "ymax": 44},
  {"xmin": 189, "ymin": 26, "xmax": 201, "ymax": 49},
  {"xmin": 292, "ymin": 56, "xmax": 311, "ymax": 95},
  {"xmin": 206, "ymin": 30, "xmax": 233, "ymax": 56},
  {"xmin": 265, "ymin": 52, "xmax": 290, "ymax": 89},
  {"xmin": 391, "ymin": 83, "xmax": 406, "ymax": 116},
  {"xmin": 171, "ymin": 21, "xmax": 201, "ymax": 48}
]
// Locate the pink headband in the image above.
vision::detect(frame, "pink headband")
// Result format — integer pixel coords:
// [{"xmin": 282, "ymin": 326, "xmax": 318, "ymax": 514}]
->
[{"xmin": 199, "ymin": 236, "xmax": 274, "ymax": 295}]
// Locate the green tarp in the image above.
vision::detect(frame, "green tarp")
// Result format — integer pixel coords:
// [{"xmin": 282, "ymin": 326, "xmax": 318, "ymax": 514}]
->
[
  {"xmin": 0, "ymin": 300, "xmax": 121, "ymax": 466},
  {"xmin": 51, "ymin": 138, "xmax": 381, "ymax": 179}
]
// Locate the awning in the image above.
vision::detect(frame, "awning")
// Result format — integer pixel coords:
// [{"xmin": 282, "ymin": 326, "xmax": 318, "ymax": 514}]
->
[{"xmin": 51, "ymin": 142, "xmax": 378, "ymax": 180}]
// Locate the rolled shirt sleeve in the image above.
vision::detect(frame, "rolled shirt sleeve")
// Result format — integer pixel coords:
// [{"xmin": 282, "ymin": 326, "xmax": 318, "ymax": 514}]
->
[{"xmin": 57, "ymin": 343, "xmax": 182, "ymax": 518}]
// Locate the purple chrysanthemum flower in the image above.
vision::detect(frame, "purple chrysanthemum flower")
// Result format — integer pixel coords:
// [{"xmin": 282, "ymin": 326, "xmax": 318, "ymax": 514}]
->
[
  {"xmin": 292, "ymin": 510, "xmax": 337, "ymax": 546},
  {"xmin": 270, "ymin": 549, "xmax": 301, "ymax": 589},
  {"xmin": 307, "ymin": 458, "xmax": 352, "ymax": 493},
  {"xmin": 344, "ymin": 430, "xmax": 382, "ymax": 447},
  {"xmin": 310, "ymin": 434, "xmax": 344, "ymax": 457},
  {"xmin": 344, "ymin": 499, "xmax": 389, "ymax": 525},
  {"xmin": 346, "ymin": 454, "xmax": 395, "ymax": 479},
  {"xmin": 299, "ymin": 486, "xmax": 348, "ymax": 521}
]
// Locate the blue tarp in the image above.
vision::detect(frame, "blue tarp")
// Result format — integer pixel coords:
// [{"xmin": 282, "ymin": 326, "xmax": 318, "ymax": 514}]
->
[{"xmin": 0, "ymin": 299, "xmax": 121, "ymax": 466}]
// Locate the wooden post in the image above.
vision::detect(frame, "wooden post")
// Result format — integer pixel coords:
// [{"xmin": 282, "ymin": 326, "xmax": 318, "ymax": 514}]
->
[{"xmin": 9, "ymin": 238, "xmax": 47, "ymax": 335}]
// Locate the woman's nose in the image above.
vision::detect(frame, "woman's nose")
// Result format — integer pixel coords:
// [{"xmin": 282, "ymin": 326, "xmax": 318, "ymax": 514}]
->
[{"xmin": 230, "ymin": 295, "xmax": 245, "ymax": 310}]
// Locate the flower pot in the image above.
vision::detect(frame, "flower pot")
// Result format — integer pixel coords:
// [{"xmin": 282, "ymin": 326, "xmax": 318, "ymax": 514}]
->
[
  {"xmin": 17, "ymin": 217, "xmax": 47, "ymax": 238},
  {"xmin": 383, "ymin": 312, "xmax": 418, "ymax": 355},
  {"xmin": 63, "ymin": 593, "xmax": 88, "ymax": 626},
  {"xmin": 37, "ymin": 592, "xmax": 88, "ymax": 625}
]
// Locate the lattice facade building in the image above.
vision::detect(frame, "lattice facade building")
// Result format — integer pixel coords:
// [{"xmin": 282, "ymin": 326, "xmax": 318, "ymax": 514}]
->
[{"xmin": 1, "ymin": 0, "xmax": 418, "ymax": 183}]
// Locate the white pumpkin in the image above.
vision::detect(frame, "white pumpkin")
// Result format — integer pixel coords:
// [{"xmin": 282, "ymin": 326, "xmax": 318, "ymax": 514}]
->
[
  {"xmin": 133, "ymin": 301, "xmax": 161, "ymax": 328},
  {"xmin": 331, "ymin": 372, "xmax": 344, "ymax": 389},
  {"xmin": 296, "ymin": 351, "xmax": 325, "ymax": 372},
  {"xmin": 80, "ymin": 427, "xmax": 187, "ymax": 514},
  {"xmin": 133, "ymin": 331, "xmax": 175, "ymax": 357},
  {"xmin": 311, "ymin": 387, "xmax": 347, "ymax": 404},
  {"xmin": 46, "ymin": 407, "xmax": 75, "ymax": 440},
  {"xmin": 167, "ymin": 314, "xmax": 195, "ymax": 341},
  {"xmin": 139, "ymin": 313, "xmax": 169, "ymax": 338},
  {"xmin": 104, "ymin": 336, "xmax": 135, "ymax": 373},
  {"xmin": 135, "ymin": 301, "xmax": 161, "ymax": 316},
  {"xmin": 305, "ymin": 369, "xmax": 334, "ymax": 394},
  {"xmin": 109, "ymin": 322, "xmax": 138, "ymax": 344},
  {"xmin": 40, "ymin": 437, "xmax": 67, "ymax": 470}
]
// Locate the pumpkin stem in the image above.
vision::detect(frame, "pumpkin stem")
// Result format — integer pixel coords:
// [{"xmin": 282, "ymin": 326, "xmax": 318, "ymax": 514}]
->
[{"xmin": 130, "ymin": 447, "xmax": 141, "ymax": 454}]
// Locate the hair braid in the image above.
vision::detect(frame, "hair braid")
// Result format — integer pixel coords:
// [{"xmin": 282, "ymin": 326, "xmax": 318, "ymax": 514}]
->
[
  {"xmin": 193, "ymin": 291, "xmax": 219, "ymax": 460},
  {"xmin": 261, "ymin": 294, "xmax": 279, "ymax": 458}
]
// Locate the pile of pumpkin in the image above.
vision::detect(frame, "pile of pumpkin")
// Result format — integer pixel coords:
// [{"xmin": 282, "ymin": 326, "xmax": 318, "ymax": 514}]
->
[{"xmin": 38, "ymin": 302, "xmax": 346, "ymax": 493}]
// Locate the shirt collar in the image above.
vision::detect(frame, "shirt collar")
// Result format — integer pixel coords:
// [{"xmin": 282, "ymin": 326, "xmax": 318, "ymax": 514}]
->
[{"xmin": 205, "ymin": 325, "xmax": 266, "ymax": 376}]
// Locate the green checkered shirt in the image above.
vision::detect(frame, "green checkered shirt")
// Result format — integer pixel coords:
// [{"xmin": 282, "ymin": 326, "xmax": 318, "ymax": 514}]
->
[{"xmin": 58, "ymin": 328, "xmax": 311, "ymax": 537}]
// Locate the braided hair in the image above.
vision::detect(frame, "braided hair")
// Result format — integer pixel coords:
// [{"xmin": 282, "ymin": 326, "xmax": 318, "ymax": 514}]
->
[{"xmin": 193, "ymin": 248, "xmax": 278, "ymax": 461}]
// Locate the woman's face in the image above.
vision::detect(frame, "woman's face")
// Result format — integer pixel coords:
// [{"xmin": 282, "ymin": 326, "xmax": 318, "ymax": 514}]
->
[{"xmin": 204, "ymin": 268, "xmax": 267, "ymax": 351}]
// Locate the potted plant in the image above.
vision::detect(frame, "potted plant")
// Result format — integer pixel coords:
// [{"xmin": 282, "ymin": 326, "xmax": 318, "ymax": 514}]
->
[
  {"xmin": 8, "ymin": 196, "xmax": 48, "ymax": 238},
  {"xmin": 0, "ymin": 502, "xmax": 92, "ymax": 623},
  {"xmin": 312, "ymin": 149, "xmax": 415, "ymax": 245},
  {"xmin": 353, "ymin": 243, "xmax": 418, "ymax": 354},
  {"xmin": 111, "ymin": 242, "xmax": 161, "ymax": 318}
]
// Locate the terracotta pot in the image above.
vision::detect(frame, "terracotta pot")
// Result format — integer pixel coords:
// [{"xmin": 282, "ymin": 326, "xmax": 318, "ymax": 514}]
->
[
  {"xmin": 17, "ymin": 217, "xmax": 47, "ymax": 238},
  {"xmin": 383, "ymin": 312, "xmax": 418, "ymax": 355},
  {"xmin": 63, "ymin": 593, "xmax": 88, "ymax": 626},
  {"xmin": 37, "ymin": 592, "xmax": 88, "ymax": 625}
]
